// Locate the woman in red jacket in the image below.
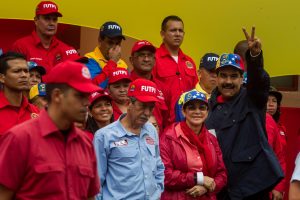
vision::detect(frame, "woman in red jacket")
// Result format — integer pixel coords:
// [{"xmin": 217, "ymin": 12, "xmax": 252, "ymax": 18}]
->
[{"xmin": 159, "ymin": 89, "xmax": 227, "ymax": 200}]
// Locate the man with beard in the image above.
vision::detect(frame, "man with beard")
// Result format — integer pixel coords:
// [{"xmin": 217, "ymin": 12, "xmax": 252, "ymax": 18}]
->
[
  {"xmin": 0, "ymin": 60, "xmax": 100, "ymax": 199},
  {"xmin": 12, "ymin": 1, "xmax": 79, "ymax": 73},
  {"xmin": 93, "ymin": 78, "xmax": 165, "ymax": 200},
  {"xmin": 205, "ymin": 27, "xmax": 283, "ymax": 199},
  {"xmin": 0, "ymin": 52, "xmax": 39, "ymax": 135}
]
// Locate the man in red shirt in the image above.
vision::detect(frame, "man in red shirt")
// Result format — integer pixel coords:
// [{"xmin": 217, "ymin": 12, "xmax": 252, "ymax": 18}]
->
[
  {"xmin": 12, "ymin": 1, "xmax": 79, "ymax": 73},
  {"xmin": 0, "ymin": 52, "xmax": 39, "ymax": 135},
  {"xmin": 130, "ymin": 40, "xmax": 167, "ymax": 132},
  {"xmin": 0, "ymin": 60, "xmax": 100, "ymax": 199},
  {"xmin": 153, "ymin": 15, "xmax": 198, "ymax": 127}
]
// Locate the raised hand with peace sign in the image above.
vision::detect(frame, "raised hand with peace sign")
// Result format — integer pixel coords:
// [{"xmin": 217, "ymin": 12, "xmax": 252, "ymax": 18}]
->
[{"xmin": 243, "ymin": 26, "xmax": 262, "ymax": 57}]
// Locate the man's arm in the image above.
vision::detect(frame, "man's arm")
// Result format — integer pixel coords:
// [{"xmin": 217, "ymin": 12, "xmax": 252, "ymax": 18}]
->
[
  {"xmin": 289, "ymin": 181, "xmax": 300, "ymax": 200},
  {"xmin": 0, "ymin": 185, "xmax": 14, "ymax": 200}
]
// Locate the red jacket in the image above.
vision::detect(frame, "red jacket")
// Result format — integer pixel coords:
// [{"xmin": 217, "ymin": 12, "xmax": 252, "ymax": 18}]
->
[
  {"xmin": 159, "ymin": 123, "xmax": 227, "ymax": 200},
  {"xmin": 266, "ymin": 114, "xmax": 287, "ymax": 192},
  {"xmin": 153, "ymin": 44, "xmax": 198, "ymax": 127}
]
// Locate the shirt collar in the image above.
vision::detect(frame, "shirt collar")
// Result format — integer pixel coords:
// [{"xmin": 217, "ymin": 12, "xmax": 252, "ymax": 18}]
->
[
  {"xmin": 31, "ymin": 31, "xmax": 59, "ymax": 48},
  {"xmin": 0, "ymin": 90, "xmax": 29, "ymax": 109},
  {"xmin": 158, "ymin": 43, "xmax": 185, "ymax": 59},
  {"xmin": 130, "ymin": 70, "xmax": 154, "ymax": 81},
  {"xmin": 38, "ymin": 109, "xmax": 79, "ymax": 140}
]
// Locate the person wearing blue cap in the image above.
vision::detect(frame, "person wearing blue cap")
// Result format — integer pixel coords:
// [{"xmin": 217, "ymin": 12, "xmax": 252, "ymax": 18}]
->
[
  {"xmin": 85, "ymin": 21, "xmax": 128, "ymax": 88},
  {"xmin": 27, "ymin": 61, "xmax": 46, "ymax": 88},
  {"xmin": 160, "ymin": 89, "xmax": 227, "ymax": 199},
  {"xmin": 205, "ymin": 27, "xmax": 284, "ymax": 200}
]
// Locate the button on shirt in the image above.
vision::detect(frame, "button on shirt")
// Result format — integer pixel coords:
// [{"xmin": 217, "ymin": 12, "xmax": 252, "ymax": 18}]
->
[
  {"xmin": 93, "ymin": 114, "xmax": 165, "ymax": 200},
  {"xmin": 0, "ymin": 110, "xmax": 100, "ymax": 199}
]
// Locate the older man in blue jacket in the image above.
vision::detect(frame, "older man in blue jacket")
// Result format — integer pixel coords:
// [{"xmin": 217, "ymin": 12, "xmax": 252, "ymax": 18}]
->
[{"xmin": 205, "ymin": 27, "xmax": 283, "ymax": 200}]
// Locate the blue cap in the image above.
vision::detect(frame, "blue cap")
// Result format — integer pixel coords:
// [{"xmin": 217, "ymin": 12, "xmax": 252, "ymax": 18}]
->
[
  {"xmin": 216, "ymin": 53, "xmax": 244, "ymax": 72},
  {"xmin": 99, "ymin": 21, "xmax": 125, "ymax": 40},
  {"xmin": 199, "ymin": 53, "xmax": 219, "ymax": 71},
  {"xmin": 27, "ymin": 61, "xmax": 46, "ymax": 75},
  {"xmin": 178, "ymin": 89, "xmax": 208, "ymax": 107}
]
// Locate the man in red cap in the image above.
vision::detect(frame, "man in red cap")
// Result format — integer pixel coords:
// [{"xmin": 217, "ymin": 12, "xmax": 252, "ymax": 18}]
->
[
  {"xmin": 107, "ymin": 67, "xmax": 131, "ymax": 121},
  {"xmin": 0, "ymin": 52, "xmax": 39, "ymax": 135},
  {"xmin": 0, "ymin": 60, "xmax": 100, "ymax": 199},
  {"xmin": 130, "ymin": 40, "xmax": 167, "ymax": 132},
  {"xmin": 93, "ymin": 78, "xmax": 164, "ymax": 199},
  {"xmin": 12, "ymin": 1, "xmax": 79, "ymax": 73},
  {"xmin": 153, "ymin": 15, "xmax": 198, "ymax": 127}
]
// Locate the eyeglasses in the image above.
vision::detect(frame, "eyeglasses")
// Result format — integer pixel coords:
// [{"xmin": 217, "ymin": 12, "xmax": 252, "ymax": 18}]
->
[{"xmin": 134, "ymin": 53, "xmax": 155, "ymax": 59}]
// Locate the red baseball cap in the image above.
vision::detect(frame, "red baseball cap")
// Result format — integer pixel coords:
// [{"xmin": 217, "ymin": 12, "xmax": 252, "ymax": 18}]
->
[
  {"xmin": 36, "ymin": 1, "xmax": 62, "ymax": 17},
  {"xmin": 131, "ymin": 40, "xmax": 156, "ymax": 55},
  {"xmin": 127, "ymin": 79, "xmax": 159, "ymax": 102},
  {"xmin": 108, "ymin": 68, "xmax": 131, "ymax": 84},
  {"xmin": 89, "ymin": 91, "xmax": 112, "ymax": 105},
  {"xmin": 43, "ymin": 60, "xmax": 101, "ymax": 93}
]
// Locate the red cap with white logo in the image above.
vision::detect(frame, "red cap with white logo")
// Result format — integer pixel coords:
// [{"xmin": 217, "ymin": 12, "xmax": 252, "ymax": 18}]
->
[
  {"xmin": 131, "ymin": 40, "xmax": 156, "ymax": 55},
  {"xmin": 89, "ymin": 91, "xmax": 111, "ymax": 105},
  {"xmin": 108, "ymin": 68, "xmax": 131, "ymax": 84},
  {"xmin": 127, "ymin": 79, "xmax": 159, "ymax": 102},
  {"xmin": 43, "ymin": 60, "xmax": 101, "ymax": 93},
  {"xmin": 36, "ymin": 1, "xmax": 62, "ymax": 17}
]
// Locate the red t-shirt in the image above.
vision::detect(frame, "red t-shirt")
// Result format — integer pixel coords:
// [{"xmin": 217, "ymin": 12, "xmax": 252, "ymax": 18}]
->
[
  {"xmin": 153, "ymin": 44, "xmax": 198, "ymax": 127},
  {"xmin": 0, "ymin": 110, "xmax": 100, "ymax": 199},
  {"xmin": 11, "ymin": 31, "xmax": 79, "ymax": 73},
  {"xmin": 0, "ymin": 91, "xmax": 39, "ymax": 135}
]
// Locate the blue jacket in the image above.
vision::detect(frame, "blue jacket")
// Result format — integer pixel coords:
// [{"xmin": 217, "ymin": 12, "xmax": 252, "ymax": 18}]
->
[{"xmin": 205, "ymin": 51, "xmax": 283, "ymax": 199}]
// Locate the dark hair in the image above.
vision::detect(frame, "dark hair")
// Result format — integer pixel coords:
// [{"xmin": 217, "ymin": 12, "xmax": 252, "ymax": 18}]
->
[
  {"xmin": 233, "ymin": 40, "xmax": 248, "ymax": 61},
  {"xmin": 161, "ymin": 15, "xmax": 183, "ymax": 31},
  {"xmin": 45, "ymin": 83, "xmax": 70, "ymax": 103},
  {"xmin": 269, "ymin": 94, "xmax": 281, "ymax": 122},
  {"xmin": 89, "ymin": 96, "xmax": 112, "ymax": 110},
  {"xmin": 0, "ymin": 51, "xmax": 26, "ymax": 74}
]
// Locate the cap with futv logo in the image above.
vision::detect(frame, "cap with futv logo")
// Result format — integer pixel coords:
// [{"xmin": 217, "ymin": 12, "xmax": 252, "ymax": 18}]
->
[
  {"xmin": 128, "ymin": 79, "xmax": 159, "ymax": 103},
  {"xmin": 199, "ymin": 53, "xmax": 219, "ymax": 71},
  {"xmin": 35, "ymin": 1, "xmax": 62, "ymax": 17},
  {"xmin": 99, "ymin": 21, "xmax": 125, "ymax": 40}
]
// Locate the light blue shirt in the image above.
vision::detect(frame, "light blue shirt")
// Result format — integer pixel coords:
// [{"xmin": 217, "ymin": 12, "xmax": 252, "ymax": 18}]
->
[{"xmin": 93, "ymin": 114, "xmax": 165, "ymax": 200}]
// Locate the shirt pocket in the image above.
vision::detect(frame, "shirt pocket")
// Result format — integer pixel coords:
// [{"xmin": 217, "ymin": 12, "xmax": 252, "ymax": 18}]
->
[
  {"xmin": 183, "ymin": 61, "xmax": 197, "ymax": 77},
  {"xmin": 75, "ymin": 165, "xmax": 95, "ymax": 198},
  {"xmin": 33, "ymin": 163, "xmax": 64, "ymax": 193},
  {"xmin": 109, "ymin": 145, "xmax": 138, "ymax": 158}
]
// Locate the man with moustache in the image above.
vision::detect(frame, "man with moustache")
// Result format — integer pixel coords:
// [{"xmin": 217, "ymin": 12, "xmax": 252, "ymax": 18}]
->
[
  {"xmin": 0, "ymin": 61, "xmax": 100, "ymax": 199},
  {"xmin": 205, "ymin": 27, "xmax": 283, "ymax": 199},
  {"xmin": 0, "ymin": 52, "xmax": 39, "ymax": 135},
  {"xmin": 93, "ymin": 78, "xmax": 165, "ymax": 200},
  {"xmin": 12, "ymin": 1, "xmax": 79, "ymax": 73}
]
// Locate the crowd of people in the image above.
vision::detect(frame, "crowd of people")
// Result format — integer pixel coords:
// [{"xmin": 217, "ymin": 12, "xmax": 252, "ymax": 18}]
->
[{"xmin": 0, "ymin": 1, "xmax": 299, "ymax": 200}]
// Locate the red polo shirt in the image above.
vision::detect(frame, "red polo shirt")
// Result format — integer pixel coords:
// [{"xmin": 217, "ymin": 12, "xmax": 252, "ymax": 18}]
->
[
  {"xmin": 112, "ymin": 101, "xmax": 123, "ymax": 121},
  {"xmin": 153, "ymin": 44, "xmax": 198, "ymax": 127},
  {"xmin": 0, "ymin": 91, "xmax": 39, "ymax": 135},
  {"xmin": 12, "ymin": 31, "xmax": 79, "ymax": 73},
  {"xmin": 0, "ymin": 110, "xmax": 100, "ymax": 199}
]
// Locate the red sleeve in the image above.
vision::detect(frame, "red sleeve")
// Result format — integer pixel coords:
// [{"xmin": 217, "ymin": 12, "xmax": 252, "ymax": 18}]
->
[
  {"xmin": 159, "ymin": 134, "xmax": 195, "ymax": 190},
  {"xmin": 0, "ymin": 131, "xmax": 28, "ymax": 191},
  {"xmin": 87, "ymin": 144, "xmax": 100, "ymax": 197},
  {"xmin": 92, "ymin": 60, "xmax": 117, "ymax": 85},
  {"xmin": 210, "ymin": 135, "xmax": 227, "ymax": 193},
  {"xmin": 11, "ymin": 40, "xmax": 28, "ymax": 58}
]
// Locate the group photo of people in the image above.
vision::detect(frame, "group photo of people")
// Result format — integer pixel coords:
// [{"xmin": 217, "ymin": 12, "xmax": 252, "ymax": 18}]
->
[{"xmin": 0, "ymin": 1, "xmax": 300, "ymax": 200}]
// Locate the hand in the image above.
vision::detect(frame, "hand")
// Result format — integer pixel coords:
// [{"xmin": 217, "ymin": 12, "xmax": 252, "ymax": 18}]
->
[
  {"xmin": 108, "ymin": 45, "xmax": 121, "ymax": 63},
  {"xmin": 186, "ymin": 185, "xmax": 207, "ymax": 198},
  {"xmin": 271, "ymin": 189, "xmax": 283, "ymax": 200},
  {"xmin": 242, "ymin": 26, "xmax": 262, "ymax": 56},
  {"xmin": 203, "ymin": 176, "xmax": 216, "ymax": 192}
]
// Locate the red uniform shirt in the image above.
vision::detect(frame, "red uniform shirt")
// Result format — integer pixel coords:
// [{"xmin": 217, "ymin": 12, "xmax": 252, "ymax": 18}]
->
[
  {"xmin": 153, "ymin": 44, "xmax": 198, "ymax": 127},
  {"xmin": 0, "ymin": 110, "xmax": 100, "ymax": 199},
  {"xmin": 0, "ymin": 91, "xmax": 39, "ymax": 135},
  {"xmin": 112, "ymin": 101, "xmax": 123, "ymax": 121},
  {"xmin": 12, "ymin": 31, "xmax": 79, "ymax": 73}
]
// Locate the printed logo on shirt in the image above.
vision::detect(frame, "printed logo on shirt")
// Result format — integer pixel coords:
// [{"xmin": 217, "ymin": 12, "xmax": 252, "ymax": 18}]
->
[
  {"xmin": 31, "ymin": 113, "xmax": 39, "ymax": 119},
  {"xmin": 185, "ymin": 61, "xmax": 194, "ymax": 69},
  {"xmin": 65, "ymin": 49, "xmax": 78, "ymax": 56},
  {"xmin": 114, "ymin": 139, "xmax": 128, "ymax": 146},
  {"xmin": 55, "ymin": 54, "xmax": 62, "ymax": 61},
  {"xmin": 145, "ymin": 136, "xmax": 155, "ymax": 145}
]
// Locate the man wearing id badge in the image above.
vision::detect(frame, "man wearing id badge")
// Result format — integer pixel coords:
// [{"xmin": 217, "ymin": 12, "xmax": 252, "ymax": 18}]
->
[{"xmin": 93, "ymin": 78, "xmax": 165, "ymax": 200}]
